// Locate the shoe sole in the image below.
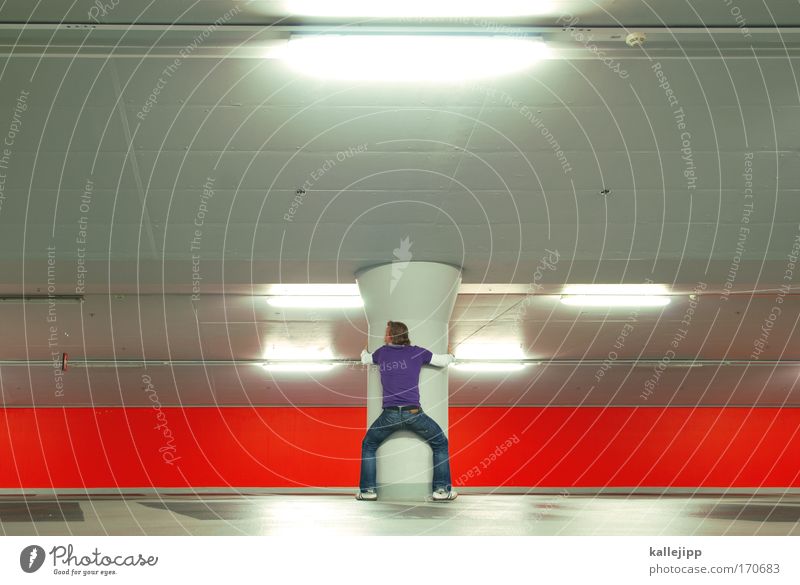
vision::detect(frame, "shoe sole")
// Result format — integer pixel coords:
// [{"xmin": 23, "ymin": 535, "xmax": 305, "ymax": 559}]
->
[{"xmin": 431, "ymin": 494, "xmax": 458, "ymax": 502}]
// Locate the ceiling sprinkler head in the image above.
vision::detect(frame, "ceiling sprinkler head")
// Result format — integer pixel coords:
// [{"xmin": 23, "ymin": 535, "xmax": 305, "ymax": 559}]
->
[{"xmin": 625, "ymin": 32, "xmax": 647, "ymax": 47}]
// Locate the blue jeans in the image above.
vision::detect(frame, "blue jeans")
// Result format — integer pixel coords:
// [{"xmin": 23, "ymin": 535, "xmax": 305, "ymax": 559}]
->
[{"xmin": 359, "ymin": 407, "xmax": 452, "ymax": 493}]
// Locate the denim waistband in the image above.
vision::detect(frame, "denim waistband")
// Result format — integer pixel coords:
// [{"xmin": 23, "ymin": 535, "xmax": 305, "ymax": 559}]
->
[{"xmin": 383, "ymin": 405, "xmax": 421, "ymax": 411}]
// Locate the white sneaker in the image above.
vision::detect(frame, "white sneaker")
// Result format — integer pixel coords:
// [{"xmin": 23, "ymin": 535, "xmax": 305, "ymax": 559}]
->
[
  {"xmin": 355, "ymin": 490, "xmax": 378, "ymax": 501},
  {"xmin": 431, "ymin": 488, "xmax": 458, "ymax": 501}
]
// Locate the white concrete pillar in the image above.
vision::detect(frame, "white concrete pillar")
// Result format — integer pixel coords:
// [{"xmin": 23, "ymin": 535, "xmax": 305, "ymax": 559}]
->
[{"xmin": 356, "ymin": 261, "xmax": 461, "ymax": 500}]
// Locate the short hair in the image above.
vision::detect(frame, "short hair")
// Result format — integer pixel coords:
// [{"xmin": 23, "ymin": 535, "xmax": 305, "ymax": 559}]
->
[{"xmin": 386, "ymin": 321, "xmax": 411, "ymax": 346}]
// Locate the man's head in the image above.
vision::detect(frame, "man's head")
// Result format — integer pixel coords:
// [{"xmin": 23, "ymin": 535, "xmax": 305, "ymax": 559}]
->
[{"xmin": 385, "ymin": 321, "xmax": 411, "ymax": 345}]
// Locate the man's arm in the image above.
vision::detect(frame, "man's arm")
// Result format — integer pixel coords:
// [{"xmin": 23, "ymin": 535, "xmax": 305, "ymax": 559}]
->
[{"xmin": 428, "ymin": 352, "xmax": 455, "ymax": 367}]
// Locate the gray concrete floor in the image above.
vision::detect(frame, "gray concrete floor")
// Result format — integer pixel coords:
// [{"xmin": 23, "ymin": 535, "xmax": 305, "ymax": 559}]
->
[{"xmin": 1, "ymin": 495, "xmax": 798, "ymax": 536}]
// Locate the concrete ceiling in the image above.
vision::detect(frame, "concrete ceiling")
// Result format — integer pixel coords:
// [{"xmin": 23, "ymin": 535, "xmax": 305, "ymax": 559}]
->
[
  {"xmin": 0, "ymin": 1, "xmax": 798, "ymax": 406},
  {"xmin": 1, "ymin": 0, "xmax": 799, "ymax": 27}
]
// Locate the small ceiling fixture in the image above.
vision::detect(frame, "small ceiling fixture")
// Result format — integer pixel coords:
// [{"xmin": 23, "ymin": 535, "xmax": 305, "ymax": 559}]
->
[{"xmin": 625, "ymin": 31, "xmax": 647, "ymax": 47}]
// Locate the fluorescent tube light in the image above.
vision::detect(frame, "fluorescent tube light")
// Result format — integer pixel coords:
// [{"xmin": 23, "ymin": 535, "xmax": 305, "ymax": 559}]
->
[
  {"xmin": 559, "ymin": 284, "xmax": 672, "ymax": 307},
  {"xmin": 286, "ymin": 0, "xmax": 554, "ymax": 17},
  {"xmin": 287, "ymin": 0, "xmax": 553, "ymax": 17},
  {"xmin": 279, "ymin": 35, "xmax": 549, "ymax": 82},
  {"xmin": 264, "ymin": 347, "xmax": 334, "ymax": 360},
  {"xmin": 265, "ymin": 284, "xmax": 360, "ymax": 296},
  {"xmin": 452, "ymin": 362, "xmax": 526, "ymax": 372},
  {"xmin": 451, "ymin": 343, "xmax": 528, "ymax": 371},
  {"xmin": 560, "ymin": 295, "xmax": 671, "ymax": 307},
  {"xmin": 262, "ymin": 348, "xmax": 336, "ymax": 372},
  {"xmin": 562, "ymin": 284, "xmax": 670, "ymax": 296},
  {"xmin": 454, "ymin": 343, "xmax": 525, "ymax": 361},
  {"xmin": 262, "ymin": 362, "xmax": 336, "ymax": 372},
  {"xmin": 266, "ymin": 296, "xmax": 363, "ymax": 308}
]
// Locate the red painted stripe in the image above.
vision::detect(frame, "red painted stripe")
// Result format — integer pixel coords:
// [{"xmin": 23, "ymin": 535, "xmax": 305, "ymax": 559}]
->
[{"xmin": 0, "ymin": 407, "xmax": 798, "ymax": 488}]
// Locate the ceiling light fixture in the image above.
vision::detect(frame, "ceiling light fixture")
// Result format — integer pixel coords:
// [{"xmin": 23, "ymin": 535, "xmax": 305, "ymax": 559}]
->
[
  {"xmin": 454, "ymin": 343, "xmax": 525, "ymax": 360},
  {"xmin": 261, "ymin": 347, "xmax": 336, "ymax": 372},
  {"xmin": 266, "ymin": 296, "xmax": 364, "ymax": 308},
  {"xmin": 263, "ymin": 347, "xmax": 334, "ymax": 359},
  {"xmin": 265, "ymin": 284, "xmax": 360, "ymax": 296},
  {"xmin": 262, "ymin": 362, "xmax": 336, "ymax": 372},
  {"xmin": 451, "ymin": 343, "xmax": 528, "ymax": 372},
  {"xmin": 452, "ymin": 362, "xmax": 527, "ymax": 372},
  {"xmin": 560, "ymin": 295, "xmax": 671, "ymax": 307},
  {"xmin": 559, "ymin": 284, "xmax": 672, "ymax": 307},
  {"xmin": 286, "ymin": 0, "xmax": 554, "ymax": 18},
  {"xmin": 278, "ymin": 35, "xmax": 549, "ymax": 82},
  {"xmin": 562, "ymin": 284, "xmax": 670, "ymax": 296}
]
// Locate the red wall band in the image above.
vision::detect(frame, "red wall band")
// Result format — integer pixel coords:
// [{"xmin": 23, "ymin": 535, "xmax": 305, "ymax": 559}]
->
[{"xmin": 0, "ymin": 407, "xmax": 798, "ymax": 488}]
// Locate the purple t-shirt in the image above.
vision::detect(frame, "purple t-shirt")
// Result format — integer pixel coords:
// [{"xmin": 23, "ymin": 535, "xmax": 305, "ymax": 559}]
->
[{"xmin": 372, "ymin": 344, "xmax": 433, "ymax": 408}]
